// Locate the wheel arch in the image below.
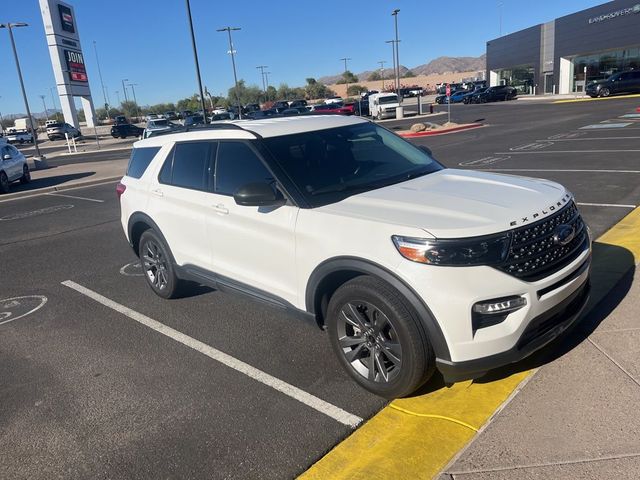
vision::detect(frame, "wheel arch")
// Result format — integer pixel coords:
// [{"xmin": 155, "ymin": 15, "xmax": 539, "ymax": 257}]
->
[
  {"xmin": 305, "ymin": 256, "xmax": 451, "ymax": 361},
  {"xmin": 127, "ymin": 212, "xmax": 175, "ymax": 265}
]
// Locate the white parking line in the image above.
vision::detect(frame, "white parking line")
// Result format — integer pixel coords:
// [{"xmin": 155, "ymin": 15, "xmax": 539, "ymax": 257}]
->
[
  {"xmin": 46, "ymin": 193, "xmax": 104, "ymax": 203},
  {"xmin": 536, "ymin": 136, "xmax": 640, "ymax": 142},
  {"xmin": 576, "ymin": 202, "xmax": 636, "ymax": 208},
  {"xmin": 495, "ymin": 150, "xmax": 640, "ymax": 154},
  {"xmin": 61, "ymin": 280, "xmax": 363, "ymax": 428}
]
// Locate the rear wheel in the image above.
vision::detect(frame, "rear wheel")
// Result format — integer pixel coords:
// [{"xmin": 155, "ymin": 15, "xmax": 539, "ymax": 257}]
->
[
  {"xmin": 0, "ymin": 172, "xmax": 10, "ymax": 194},
  {"xmin": 139, "ymin": 230, "xmax": 183, "ymax": 299},
  {"xmin": 327, "ymin": 276, "xmax": 435, "ymax": 398},
  {"xmin": 20, "ymin": 165, "xmax": 30, "ymax": 184}
]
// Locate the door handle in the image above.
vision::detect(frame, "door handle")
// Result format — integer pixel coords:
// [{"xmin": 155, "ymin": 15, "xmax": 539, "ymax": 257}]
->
[
  {"xmin": 213, "ymin": 204, "xmax": 229, "ymax": 215},
  {"xmin": 151, "ymin": 188, "xmax": 163, "ymax": 197}
]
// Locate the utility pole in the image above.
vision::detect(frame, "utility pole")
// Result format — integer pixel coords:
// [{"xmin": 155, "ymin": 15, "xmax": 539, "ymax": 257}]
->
[
  {"xmin": 378, "ymin": 60, "xmax": 386, "ymax": 90},
  {"xmin": 385, "ymin": 40, "xmax": 396, "ymax": 92},
  {"xmin": 185, "ymin": 0, "xmax": 207, "ymax": 118},
  {"xmin": 256, "ymin": 65, "xmax": 268, "ymax": 102},
  {"xmin": 49, "ymin": 86, "xmax": 59, "ymax": 117},
  {"xmin": 115, "ymin": 90, "xmax": 120, "ymax": 106},
  {"xmin": 39, "ymin": 95, "xmax": 48, "ymax": 120},
  {"xmin": 0, "ymin": 22, "xmax": 43, "ymax": 160},
  {"xmin": 217, "ymin": 26, "xmax": 242, "ymax": 119},
  {"xmin": 93, "ymin": 41, "xmax": 109, "ymax": 119},
  {"xmin": 127, "ymin": 83, "xmax": 141, "ymax": 122},
  {"xmin": 340, "ymin": 57, "xmax": 352, "ymax": 97},
  {"xmin": 121, "ymin": 78, "xmax": 129, "ymax": 103},
  {"xmin": 392, "ymin": 9, "xmax": 401, "ymax": 101}
]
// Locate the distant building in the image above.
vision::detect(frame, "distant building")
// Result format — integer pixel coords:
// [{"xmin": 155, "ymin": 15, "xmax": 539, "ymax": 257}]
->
[{"xmin": 486, "ymin": 0, "xmax": 640, "ymax": 94}]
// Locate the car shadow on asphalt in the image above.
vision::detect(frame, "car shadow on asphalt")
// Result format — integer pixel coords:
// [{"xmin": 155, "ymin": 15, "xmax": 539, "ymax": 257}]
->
[
  {"xmin": 411, "ymin": 243, "xmax": 636, "ymax": 396},
  {"xmin": 10, "ymin": 172, "xmax": 95, "ymax": 193}
]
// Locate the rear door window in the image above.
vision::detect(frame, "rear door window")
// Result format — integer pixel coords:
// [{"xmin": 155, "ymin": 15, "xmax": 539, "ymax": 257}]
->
[
  {"xmin": 126, "ymin": 147, "xmax": 160, "ymax": 178},
  {"xmin": 214, "ymin": 141, "xmax": 273, "ymax": 195},
  {"xmin": 159, "ymin": 141, "xmax": 214, "ymax": 191}
]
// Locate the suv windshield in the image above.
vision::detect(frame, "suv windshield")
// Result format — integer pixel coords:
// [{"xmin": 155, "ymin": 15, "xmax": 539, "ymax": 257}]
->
[
  {"xmin": 263, "ymin": 122, "xmax": 442, "ymax": 207},
  {"xmin": 378, "ymin": 95, "xmax": 398, "ymax": 104}
]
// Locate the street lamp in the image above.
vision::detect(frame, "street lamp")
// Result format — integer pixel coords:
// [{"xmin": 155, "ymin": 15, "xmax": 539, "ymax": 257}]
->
[
  {"xmin": 217, "ymin": 26, "xmax": 242, "ymax": 119},
  {"xmin": 121, "ymin": 78, "xmax": 129, "ymax": 103},
  {"xmin": 115, "ymin": 90, "xmax": 120, "ymax": 105},
  {"xmin": 378, "ymin": 60, "xmax": 386, "ymax": 90},
  {"xmin": 392, "ymin": 9, "xmax": 401, "ymax": 100},
  {"xmin": 385, "ymin": 40, "xmax": 396, "ymax": 92},
  {"xmin": 93, "ymin": 40, "xmax": 109, "ymax": 118},
  {"xmin": 39, "ymin": 95, "xmax": 48, "ymax": 121},
  {"xmin": 185, "ymin": 0, "xmax": 207, "ymax": 118},
  {"xmin": 256, "ymin": 65, "xmax": 268, "ymax": 101},
  {"xmin": 49, "ymin": 86, "xmax": 59, "ymax": 118},
  {"xmin": 0, "ymin": 22, "xmax": 43, "ymax": 160},
  {"xmin": 127, "ymin": 83, "xmax": 141, "ymax": 122},
  {"xmin": 340, "ymin": 57, "xmax": 352, "ymax": 97}
]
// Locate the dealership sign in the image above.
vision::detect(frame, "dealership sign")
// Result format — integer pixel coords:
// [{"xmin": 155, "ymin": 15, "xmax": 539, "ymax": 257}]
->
[
  {"xmin": 65, "ymin": 49, "xmax": 88, "ymax": 82},
  {"xmin": 588, "ymin": 3, "xmax": 640, "ymax": 24}
]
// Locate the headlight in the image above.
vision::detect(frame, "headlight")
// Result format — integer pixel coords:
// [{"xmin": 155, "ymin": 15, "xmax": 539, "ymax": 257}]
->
[{"xmin": 392, "ymin": 234, "xmax": 511, "ymax": 266}]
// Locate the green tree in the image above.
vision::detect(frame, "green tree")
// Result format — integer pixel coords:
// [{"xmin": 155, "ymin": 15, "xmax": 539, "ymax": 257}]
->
[
  {"xmin": 227, "ymin": 80, "xmax": 263, "ymax": 106},
  {"xmin": 265, "ymin": 85, "xmax": 277, "ymax": 101},
  {"xmin": 304, "ymin": 78, "xmax": 335, "ymax": 100},
  {"xmin": 336, "ymin": 70, "xmax": 359, "ymax": 84},
  {"xmin": 120, "ymin": 100, "xmax": 140, "ymax": 118},
  {"xmin": 176, "ymin": 94, "xmax": 202, "ymax": 113},
  {"xmin": 347, "ymin": 84, "xmax": 367, "ymax": 96},
  {"xmin": 368, "ymin": 71, "xmax": 381, "ymax": 81}
]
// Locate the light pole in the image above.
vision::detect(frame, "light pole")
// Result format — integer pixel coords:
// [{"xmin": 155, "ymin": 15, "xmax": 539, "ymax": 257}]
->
[
  {"xmin": 93, "ymin": 40, "xmax": 109, "ymax": 119},
  {"xmin": 121, "ymin": 78, "xmax": 129, "ymax": 103},
  {"xmin": 256, "ymin": 65, "xmax": 268, "ymax": 101},
  {"xmin": 0, "ymin": 22, "xmax": 43, "ymax": 159},
  {"xmin": 217, "ymin": 26, "xmax": 242, "ymax": 119},
  {"xmin": 340, "ymin": 57, "xmax": 352, "ymax": 97},
  {"xmin": 185, "ymin": 0, "xmax": 207, "ymax": 118},
  {"xmin": 378, "ymin": 60, "xmax": 386, "ymax": 90},
  {"xmin": 115, "ymin": 90, "xmax": 120, "ymax": 106},
  {"xmin": 385, "ymin": 40, "xmax": 396, "ymax": 92},
  {"xmin": 264, "ymin": 71, "xmax": 272, "ymax": 100},
  {"xmin": 392, "ymin": 9, "xmax": 401, "ymax": 100},
  {"xmin": 39, "ymin": 95, "xmax": 49, "ymax": 121},
  {"xmin": 49, "ymin": 86, "xmax": 59, "ymax": 118},
  {"xmin": 127, "ymin": 83, "xmax": 141, "ymax": 122}
]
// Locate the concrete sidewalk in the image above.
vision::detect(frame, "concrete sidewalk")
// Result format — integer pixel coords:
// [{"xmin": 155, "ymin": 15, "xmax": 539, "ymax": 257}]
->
[{"xmin": 440, "ymin": 267, "xmax": 640, "ymax": 478}]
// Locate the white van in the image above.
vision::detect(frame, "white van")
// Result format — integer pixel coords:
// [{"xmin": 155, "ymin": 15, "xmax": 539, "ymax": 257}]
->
[{"xmin": 368, "ymin": 93, "xmax": 399, "ymax": 120}]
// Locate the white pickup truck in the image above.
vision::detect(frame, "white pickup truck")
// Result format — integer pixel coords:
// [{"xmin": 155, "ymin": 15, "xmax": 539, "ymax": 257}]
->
[{"xmin": 5, "ymin": 129, "xmax": 34, "ymax": 144}]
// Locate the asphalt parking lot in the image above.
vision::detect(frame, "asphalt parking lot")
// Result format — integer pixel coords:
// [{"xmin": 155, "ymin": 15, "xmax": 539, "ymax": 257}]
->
[{"xmin": 1, "ymin": 96, "xmax": 639, "ymax": 479}]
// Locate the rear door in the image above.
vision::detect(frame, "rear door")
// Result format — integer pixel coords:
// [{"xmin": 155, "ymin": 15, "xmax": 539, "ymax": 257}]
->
[
  {"xmin": 1, "ymin": 145, "xmax": 19, "ymax": 181},
  {"xmin": 206, "ymin": 140, "xmax": 299, "ymax": 305},
  {"xmin": 144, "ymin": 141, "xmax": 216, "ymax": 269}
]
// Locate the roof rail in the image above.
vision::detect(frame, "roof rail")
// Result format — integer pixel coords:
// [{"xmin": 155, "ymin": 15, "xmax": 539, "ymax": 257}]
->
[{"xmin": 145, "ymin": 122, "xmax": 250, "ymax": 139}]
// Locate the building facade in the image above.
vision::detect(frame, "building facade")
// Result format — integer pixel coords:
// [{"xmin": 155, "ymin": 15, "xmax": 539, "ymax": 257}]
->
[{"xmin": 486, "ymin": 0, "xmax": 640, "ymax": 94}]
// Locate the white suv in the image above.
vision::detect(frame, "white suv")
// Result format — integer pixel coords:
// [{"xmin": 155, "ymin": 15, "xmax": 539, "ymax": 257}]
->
[
  {"xmin": 118, "ymin": 116, "xmax": 591, "ymax": 398},
  {"xmin": 0, "ymin": 141, "xmax": 30, "ymax": 193}
]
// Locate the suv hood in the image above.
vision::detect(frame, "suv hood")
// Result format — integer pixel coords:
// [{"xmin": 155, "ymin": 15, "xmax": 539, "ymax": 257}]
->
[{"xmin": 321, "ymin": 169, "xmax": 569, "ymax": 238}]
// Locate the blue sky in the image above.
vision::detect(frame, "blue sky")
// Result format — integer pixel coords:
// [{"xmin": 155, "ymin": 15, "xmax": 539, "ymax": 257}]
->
[{"xmin": 0, "ymin": 0, "xmax": 604, "ymax": 114}]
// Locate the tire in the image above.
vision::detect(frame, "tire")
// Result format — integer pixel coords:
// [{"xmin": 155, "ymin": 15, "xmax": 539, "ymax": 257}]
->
[
  {"xmin": 327, "ymin": 276, "xmax": 435, "ymax": 398},
  {"xmin": 139, "ymin": 229, "xmax": 183, "ymax": 299},
  {"xmin": 0, "ymin": 172, "xmax": 9, "ymax": 194},
  {"xmin": 600, "ymin": 88, "xmax": 610, "ymax": 97},
  {"xmin": 376, "ymin": 111, "xmax": 383, "ymax": 120},
  {"xmin": 20, "ymin": 165, "xmax": 30, "ymax": 184}
]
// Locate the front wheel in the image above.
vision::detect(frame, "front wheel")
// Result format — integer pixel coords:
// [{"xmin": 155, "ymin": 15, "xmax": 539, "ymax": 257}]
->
[
  {"xmin": 139, "ymin": 230, "xmax": 183, "ymax": 299},
  {"xmin": 599, "ymin": 88, "xmax": 610, "ymax": 97},
  {"xmin": 20, "ymin": 165, "xmax": 30, "ymax": 184},
  {"xmin": 0, "ymin": 172, "xmax": 10, "ymax": 194},
  {"xmin": 327, "ymin": 276, "xmax": 435, "ymax": 398},
  {"xmin": 376, "ymin": 111, "xmax": 383, "ymax": 120}
]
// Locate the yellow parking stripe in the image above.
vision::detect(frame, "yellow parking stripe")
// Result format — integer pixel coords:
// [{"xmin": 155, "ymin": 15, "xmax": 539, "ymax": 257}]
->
[
  {"xmin": 554, "ymin": 93, "xmax": 640, "ymax": 104},
  {"xmin": 300, "ymin": 206, "xmax": 640, "ymax": 480}
]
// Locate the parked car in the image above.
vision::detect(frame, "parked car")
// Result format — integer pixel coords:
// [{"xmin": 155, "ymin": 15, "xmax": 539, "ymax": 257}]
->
[
  {"xmin": 144, "ymin": 119, "xmax": 177, "ymax": 138},
  {"xmin": 0, "ymin": 141, "xmax": 30, "ymax": 193},
  {"xmin": 46, "ymin": 122, "xmax": 81, "ymax": 141},
  {"xmin": 210, "ymin": 112, "xmax": 233, "ymax": 122},
  {"xmin": 179, "ymin": 110, "xmax": 193, "ymax": 119},
  {"xmin": 5, "ymin": 130, "xmax": 34, "ymax": 144},
  {"xmin": 164, "ymin": 111, "xmax": 178, "ymax": 120},
  {"xmin": 281, "ymin": 108, "xmax": 301, "ymax": 116},
  {"xmin": 289, "ymin": 99, "xmax": 308, "ymax": 109},
  {"xmin": 184, "ymin": 114, "xmax": 205, "ymax": 127},
  {"xmin": 245, "ymin": 109, "xmax": 280, "ymax": 119},
  {"xmin": 471, "ymin": 85, "xmax": 518, "ymax": 103},
  {"xmin": 325, "ymin": 96, "xmax": 343, "ymax": 105},
  {"xmin": 462, "ymin": 87, "xmax": 487, "ymax": 104},
  {"xmin": 114, "ymin": 115, "xmax": 128, "ymax": 125},
  {"xmin": 312, "ymin": 103, "xmax": 351, "ymax": 115},
  {"xmin": 350, "ymin": 100, "xmax": 370, "ymax": 116},
  {"xmin": 146, "ymin": 113, "xmax": 160, "ymax": 121},
  {"xmin": 244, "ymin": 103, "xmax": 261, "ymax": 113},
  {"xmin": 117, "ymin": 115, "xmax": 591, "ymax": 398},
  {"xmin": 273, "ymin": 101, "xmax": 291, "ymax": 113},
  {"xmin": 368, "ymin": 93, "xmax": 400, "ymax": 119},
  {"xmin": 111, "ymin": 123, "xmax": 144, "ymax": 139},
  {"xmin": 586, "ymin": 70, "xmax": 640, "ymax": 98},
  {"xmin": 440, "ymin": 90, "xmax": 470, "ymax": 104}
]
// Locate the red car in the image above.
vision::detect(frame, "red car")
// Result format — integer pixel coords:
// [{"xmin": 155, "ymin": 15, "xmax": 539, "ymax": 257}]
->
[{"xmin": 313, "ymin": 103, "xmax": 353, "ymax": 115}]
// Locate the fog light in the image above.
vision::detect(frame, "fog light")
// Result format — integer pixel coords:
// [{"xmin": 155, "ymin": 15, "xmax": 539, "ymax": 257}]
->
[
  {"xmin": 473, "ymin": 296, "xmax": 526, "ymax": 314},
  {"xmin": 472, "ymin": 296, "xmax": 527, "ymax": 332}
]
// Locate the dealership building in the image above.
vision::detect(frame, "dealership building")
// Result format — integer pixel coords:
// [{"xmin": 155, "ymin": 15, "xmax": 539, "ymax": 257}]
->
[{"xmin": 486, "ymin": 0, "xmax": 640, "ymax": 94}]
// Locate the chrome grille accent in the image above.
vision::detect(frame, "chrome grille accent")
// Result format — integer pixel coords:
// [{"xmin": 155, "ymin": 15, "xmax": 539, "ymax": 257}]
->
[{"xmin": 497, "ymin": 202, "xmax": 588, "ymax": 281}]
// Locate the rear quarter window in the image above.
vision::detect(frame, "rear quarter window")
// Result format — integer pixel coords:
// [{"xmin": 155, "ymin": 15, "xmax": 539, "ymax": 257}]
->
[{"xmin": 126, "ymin": 147, "xmax": 161, "ymax": 179}]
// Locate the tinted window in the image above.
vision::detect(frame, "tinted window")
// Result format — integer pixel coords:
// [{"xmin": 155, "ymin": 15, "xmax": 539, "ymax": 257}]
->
[
  {"xmin": 126, "ymin": 147, "xmax": 161, "ymax": 178},
  {"xmin": 164, "ymin": 142, "xmax": 212, "ymax": 190},
  {"xmin": 215, "ymin": 142, "xmax": 273, "ymax": 195}
]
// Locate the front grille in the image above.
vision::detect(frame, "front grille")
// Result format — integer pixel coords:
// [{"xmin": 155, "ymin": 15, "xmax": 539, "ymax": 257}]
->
[{"xmin": 496, "ymin": 202, "xmax": 588, "ymax": 282}]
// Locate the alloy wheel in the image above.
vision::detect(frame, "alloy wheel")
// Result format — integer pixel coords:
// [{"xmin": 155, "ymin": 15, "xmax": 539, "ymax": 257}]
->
[
  {"xmin": 336, "ymin": 301, "xmax": 402, "ymax": 383},
  {"xmin": 142, "ymin": 240, "xmax": 169, "ymax": 291}
]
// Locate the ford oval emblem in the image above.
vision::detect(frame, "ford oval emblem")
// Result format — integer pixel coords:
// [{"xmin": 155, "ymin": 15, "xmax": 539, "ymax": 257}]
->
[{"xmin": 553, "ymin": 224, "xmax": 575, "ymax": 246}]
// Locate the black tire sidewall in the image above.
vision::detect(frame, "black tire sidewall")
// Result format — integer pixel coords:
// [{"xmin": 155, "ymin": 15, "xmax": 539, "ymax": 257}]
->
[
  {"xmin": 327, "ymin": 276, "xmax": 434, "ymax": 398},
  {"xmin": 0, "ymin": 172, "xmax": 9, "ymax": 194},
  {"xmin": 20, "ymin": 165, "xmax": 30, "ymax": 184},
  {"xmin": 139, "ymin": 230, "xmax": 180, "ymax": 299}
]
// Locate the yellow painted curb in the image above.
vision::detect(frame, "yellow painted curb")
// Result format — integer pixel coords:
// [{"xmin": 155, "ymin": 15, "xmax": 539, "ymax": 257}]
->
[
  {"xmin": 300, "ymin": 206, "xmax": 640, "ymax": 480},
  {"xmin": 553, "ymin": 93, "xmax": 640, "ymax": 104}
]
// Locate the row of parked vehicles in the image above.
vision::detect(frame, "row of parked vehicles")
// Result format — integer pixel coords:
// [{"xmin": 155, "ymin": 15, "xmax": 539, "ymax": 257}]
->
[{"xmin": 435, "ymin": 83, "xmax": 518, "ymax": 104}]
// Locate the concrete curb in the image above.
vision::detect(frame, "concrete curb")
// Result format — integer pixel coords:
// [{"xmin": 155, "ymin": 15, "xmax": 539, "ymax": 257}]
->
[
  {"xmin": 44, "ymin": 144, "xmax": 133, "ymax": 159},
  {"xmin": 399, "ymin": 123, "xmax": 483, "ymax": 138},
  {"xmin": 0, "ymin": 176, "xmax": 121, "ymax": 202}
]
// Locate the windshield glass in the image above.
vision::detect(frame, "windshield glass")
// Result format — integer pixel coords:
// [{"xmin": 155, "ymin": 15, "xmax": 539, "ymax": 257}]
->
[
  {"xmin": 378, "ymin": 95, "xmax": 398, "ymax": 104},
  {"xmin": 149, "ymin": 119, "xmax": 169, "ymax": 127},
  {"xmin": 263, "ymin": 122, "xmax": 442, "ymax": 207}
]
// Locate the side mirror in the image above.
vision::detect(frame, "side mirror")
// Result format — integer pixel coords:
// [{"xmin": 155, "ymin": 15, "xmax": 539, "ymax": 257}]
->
[
  {"xmin": 2, "ymin": 154, "xmax": 11, "ymax": 161},
  {"xmin": 419, "ymin": 145, "xmax": 433, "ymax": 156},
  {"xmin": 234, "ymin": 182, "xmax": 286, "ymax": 207}
]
